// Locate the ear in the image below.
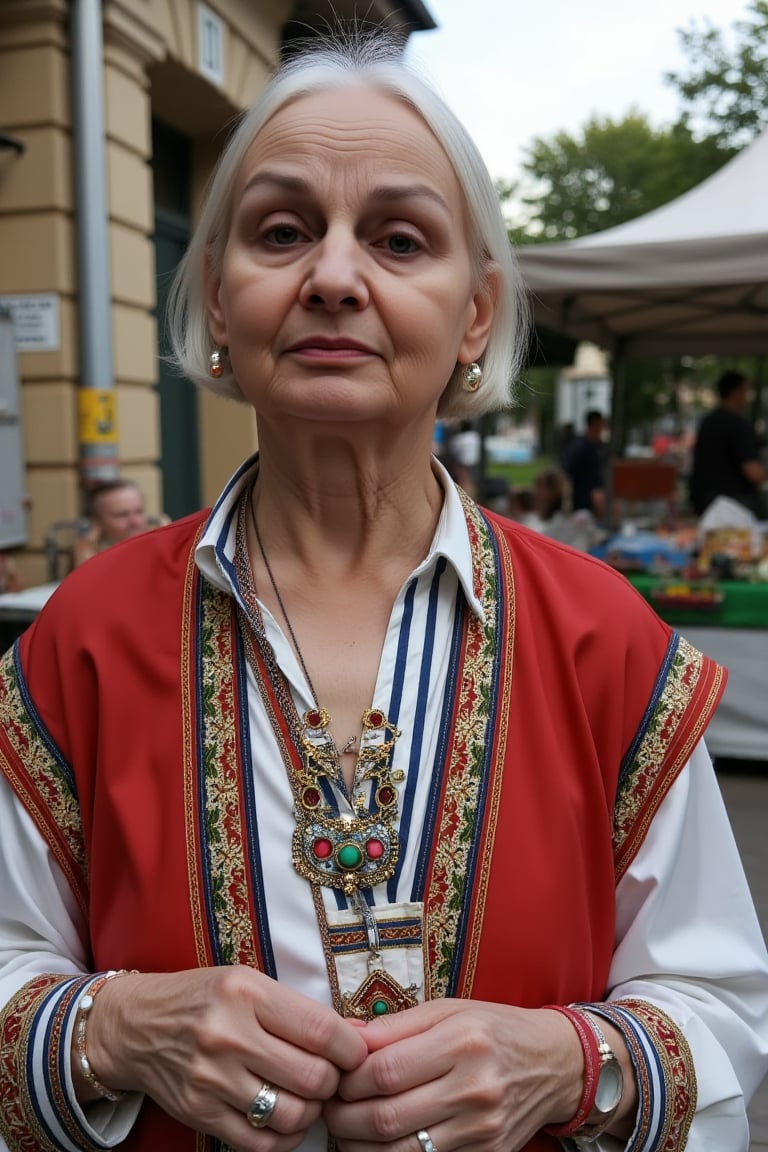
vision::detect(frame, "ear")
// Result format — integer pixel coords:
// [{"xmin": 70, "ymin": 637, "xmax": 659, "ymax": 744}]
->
[
  {"xmin": 457, "ymin": 264, "xmax": 500, "ymax": 365},
  {"xmin": 204, "ymin": 253, "xmax": 229, "ymax": 347}
]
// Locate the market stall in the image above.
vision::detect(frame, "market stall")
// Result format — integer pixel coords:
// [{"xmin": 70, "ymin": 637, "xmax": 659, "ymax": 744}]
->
[{"xmin": 627, "ymin": 574, "xmax": 768, "ymax": 763}]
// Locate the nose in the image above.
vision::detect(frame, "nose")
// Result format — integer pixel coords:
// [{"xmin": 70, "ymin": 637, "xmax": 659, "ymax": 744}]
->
[{"xmin": 298, "ymin": 229, "xmax": 369, "ymax": 312}]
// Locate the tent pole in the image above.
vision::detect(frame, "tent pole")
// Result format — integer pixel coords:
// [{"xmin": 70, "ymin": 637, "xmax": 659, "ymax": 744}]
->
[
  {"xmin": 752, "ymin": 355, "xmax": 766, "ymax": 427},
  {"xmin": 606, "ymin": 346, "xmax": 626, "ymax": 531}
]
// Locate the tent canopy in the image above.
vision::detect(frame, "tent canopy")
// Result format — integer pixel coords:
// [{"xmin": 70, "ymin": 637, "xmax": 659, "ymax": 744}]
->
[{"xmin": 516, "ymin": 128, "xmax": 768, "ymax": 359}]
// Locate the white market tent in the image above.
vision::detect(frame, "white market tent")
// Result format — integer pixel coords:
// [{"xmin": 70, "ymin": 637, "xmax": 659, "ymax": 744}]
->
[{"xmin": 517, "ymin": 127, "xmax": 768, "ymax": 359}]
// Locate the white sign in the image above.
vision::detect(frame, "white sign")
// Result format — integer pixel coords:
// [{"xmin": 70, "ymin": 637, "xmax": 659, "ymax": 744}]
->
[
  {"xmin": 198, "ymin": 3, "xmax": 225, "ymax": 87},
  {"xmin": 0, "ymin": 293, "xmax": 60, "ymax": 351}
]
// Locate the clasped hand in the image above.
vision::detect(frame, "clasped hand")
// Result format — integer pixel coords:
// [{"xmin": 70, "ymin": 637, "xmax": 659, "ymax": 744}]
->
[
  {"xmin": 328, "ymin": 999, "xmax": 579, "ymax": 1152},
  {"xmin": 90, "ymin": 970, "xmax": 578, "ymax": 1152}
]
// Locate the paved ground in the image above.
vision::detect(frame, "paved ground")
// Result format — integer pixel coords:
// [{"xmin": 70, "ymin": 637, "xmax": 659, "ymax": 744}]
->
[{"xmin": 716, "ymin": 766, "xmax": 768, "ymax": 1150}]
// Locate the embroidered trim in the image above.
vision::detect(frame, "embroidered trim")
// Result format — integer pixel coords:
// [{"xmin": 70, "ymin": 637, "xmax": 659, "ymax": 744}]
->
[
  {"xmin": 328, "ymin": 917, "xmax": 422, "ymax": 955},
  {"xmin": 460, "ymin": 513, "xmax": 514, "ymax": 997},
  {"xmin": 424, "ymin": 496, "xmax": 502, "ymax": 999},
  {"xmin": 614, "ymin": 633, "xmax": 726, "ymax": 881},
  {"xmin": 51, "ymin": 977, "xmax": 106, "ymax": 1148},
  {"xmin": 197, "ymin": 577, "xmax": 260, "ymax": 968},
  {"xmin": 600, "ymin": 998, "xmax": 697, "ymax": 1152},
  {"xmin": 0, "ymin": 974, "xmax": 104, "ymax": 1152},
  {"xmin": 182, "ymin": 527, "xmax": 211, "ymax": 968},
  {"xmin": 572, "ymin": 1001, "xmax": 652, "ymax": 1150},
  {"xmin": 0, "ymin": 647, "xmax": 88, "ymax": 918}
]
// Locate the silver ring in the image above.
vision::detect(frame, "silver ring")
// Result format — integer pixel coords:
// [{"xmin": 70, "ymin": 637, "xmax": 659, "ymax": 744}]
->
[
  {"xmin": 416, "ymin": 1129, "xmax": 438, "ymax": 1152},
  {"xmin": 246, "ymin": 1080, "xmax": 279, "ymax": 1128}
]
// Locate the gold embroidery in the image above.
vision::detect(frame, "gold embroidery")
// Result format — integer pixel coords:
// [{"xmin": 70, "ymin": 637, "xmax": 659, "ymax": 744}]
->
[
  {"xmin": 328, "ymin": 921, "xmax": 422, "ymax": 951},
  {"xmin": 0, "ymin": 648, "xmax": 88, "ymax": 916},
  {"xmin": 614, "ymin": 636, "xmax": 723, "ymax": 880},
  {"xmin": 0, "ymin": 975, "xmax": 95, "ymax": 1152},
  {"xmin": 182, "ymin": 529, "xmax": 210, "ymax": 968},
  {"xmin": 199, "ymin": 579, "xmax": 259, "ymax": 967},
  {"xmin": 461, "ymin": 516, "xmax": 514, "ymax": 997},
  {"xmin": 615, "ymin": 998, "xmax": 697, "ymax": 1150},
  {"xmin": 425, "ymin": 496, "xmax": 501, "ymax": 999}
]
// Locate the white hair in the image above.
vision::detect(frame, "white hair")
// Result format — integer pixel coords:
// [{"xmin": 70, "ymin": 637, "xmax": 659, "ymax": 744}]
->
[{"xmin": 167, "ymin": 33, "xmax": 529, "ymax": 418}]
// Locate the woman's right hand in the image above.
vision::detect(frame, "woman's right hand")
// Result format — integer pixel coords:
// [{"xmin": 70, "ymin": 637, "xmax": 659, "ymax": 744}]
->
[{"xmin": 81, "ymin": 966, "xmax": 369, "ymax": 1151}]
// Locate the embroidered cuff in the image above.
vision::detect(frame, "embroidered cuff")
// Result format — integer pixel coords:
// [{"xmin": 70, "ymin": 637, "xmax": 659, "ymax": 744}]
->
[
  {"xmin": 0, "ymin": 972, "xmax": 131, "ymax": 1152},
  {"xmin": 571, "ymin": 998, "xmax": 697, "ymax": 1152}
]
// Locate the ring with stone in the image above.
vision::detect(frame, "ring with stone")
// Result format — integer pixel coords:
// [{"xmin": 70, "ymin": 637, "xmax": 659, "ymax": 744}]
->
[
  {"xmin": 416, "ymin": 1129, "xmax": 438, "ymax": 1152},
  {"xmin": 246, "ymin": 1080, "xmax": 279, "ymax": 1128}
]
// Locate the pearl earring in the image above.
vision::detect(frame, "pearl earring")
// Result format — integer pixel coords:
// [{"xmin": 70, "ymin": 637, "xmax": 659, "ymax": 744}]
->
[
  {"xmin": 209, "ymin": 348, "xmax": 226, "ymax": 378},
  {"xmin": 461, "ymin": 362, "xmax": 482, "ymax": 392}
]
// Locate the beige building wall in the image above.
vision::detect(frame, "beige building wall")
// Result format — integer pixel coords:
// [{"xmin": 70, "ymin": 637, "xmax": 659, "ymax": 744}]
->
[
  {"xmin": 0, "ymin": 0, "xmax": 285, "ymax": 583},
  {"xmin": 0, "ymin": 0, "xmax": 432, "ymax": 585}
]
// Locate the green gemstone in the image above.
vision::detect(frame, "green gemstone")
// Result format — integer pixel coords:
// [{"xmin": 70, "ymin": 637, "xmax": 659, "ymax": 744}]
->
[
  {"xmin": 338, "ymin": 843, "xmax": 363, "ymax": 870},
  {"xmin": 372, "ymin": 1000, "xmax": 389, "ymax": 1015}
]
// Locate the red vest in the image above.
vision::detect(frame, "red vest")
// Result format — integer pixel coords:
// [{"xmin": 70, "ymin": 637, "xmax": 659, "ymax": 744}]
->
[{"xmin": 0, "ymin": 502, "xmax": 724, "ymax": 1151}]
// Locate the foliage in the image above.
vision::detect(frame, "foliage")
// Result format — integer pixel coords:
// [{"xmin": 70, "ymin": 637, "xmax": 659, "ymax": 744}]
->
[
  {"xmin": 501, "ymin": 1, "xmax": 768, "ymax": 245},
  {"xmin": 507, "ymin": 115, "xmax": 730, "ymax": 243},
  {"xmin": 496, "ymin": 2, "xmax": 768, "ymax": 441},
  {"xmin": 666, "ymin": 0, "xmax": 768, "ymax": 150},
  {"xmin": 485, "ymin": 456, "xmax": 554, "ymax": 489}
]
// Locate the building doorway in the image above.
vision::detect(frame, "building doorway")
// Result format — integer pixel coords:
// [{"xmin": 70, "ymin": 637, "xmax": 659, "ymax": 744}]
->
[{"xmin": 152, "ymin": 118, "xmax": 201, "ymax": 520}]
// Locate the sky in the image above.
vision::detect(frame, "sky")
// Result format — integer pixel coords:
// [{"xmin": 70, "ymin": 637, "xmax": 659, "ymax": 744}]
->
[{"xmin": 404, "ymin": 0, "xmax": 751, "ymax": 182}]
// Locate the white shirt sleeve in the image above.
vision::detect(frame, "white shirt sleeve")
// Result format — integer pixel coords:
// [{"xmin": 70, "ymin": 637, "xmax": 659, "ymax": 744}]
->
[
  {"xmin": 603, "ymin": 738, "xmax": 768, "ymax": 1150},
  {"xmin": 0, "ymin": 781, "xmax": 141, "ymax": 1150},
  {"xmin": 1, "ymin": 740, "xmax": 766, "ymax": 1150}
]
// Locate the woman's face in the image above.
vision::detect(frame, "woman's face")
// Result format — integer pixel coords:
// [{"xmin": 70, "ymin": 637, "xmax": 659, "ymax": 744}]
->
[{"xmin": 206, "ymin": 86, "xmax": 495, "ymax": 431}]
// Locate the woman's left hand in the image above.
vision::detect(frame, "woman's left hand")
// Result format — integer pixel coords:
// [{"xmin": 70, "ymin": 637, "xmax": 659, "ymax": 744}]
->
[{"xmin": 325, "ymin": 998, "xmax": 582, "ymax": 1151}]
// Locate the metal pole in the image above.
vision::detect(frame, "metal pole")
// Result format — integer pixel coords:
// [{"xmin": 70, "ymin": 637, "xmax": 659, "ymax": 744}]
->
[
  {"xmin": 606, "ymin": 346, "xmax": 627, "ymax": 531},
  {"xmin": 71, "ymin": 0, "xmax": 118, "ymax": 483}
]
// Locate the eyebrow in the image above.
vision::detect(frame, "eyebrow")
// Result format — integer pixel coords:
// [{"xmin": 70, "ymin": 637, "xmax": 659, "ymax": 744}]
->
[{"xmin": 240, "ymin": 172, "xmax": 451, "ymax": 214}]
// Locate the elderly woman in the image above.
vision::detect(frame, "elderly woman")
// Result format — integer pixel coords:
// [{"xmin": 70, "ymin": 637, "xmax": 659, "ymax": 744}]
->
[{"xmin": 0, "ymin": 35, "xmax": 766, "ymax": 1152}]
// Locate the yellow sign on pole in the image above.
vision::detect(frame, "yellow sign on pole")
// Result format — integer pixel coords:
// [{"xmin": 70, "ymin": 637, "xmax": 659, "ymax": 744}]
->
[{"xmin": 78, "ymin": 390, "xmax": 117, "ymax": 444}]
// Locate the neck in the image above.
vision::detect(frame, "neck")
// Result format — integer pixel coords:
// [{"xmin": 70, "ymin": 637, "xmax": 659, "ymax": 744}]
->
[{"xmin": 251, "ymin": 428, "xmax": 444, "ymax": 579}]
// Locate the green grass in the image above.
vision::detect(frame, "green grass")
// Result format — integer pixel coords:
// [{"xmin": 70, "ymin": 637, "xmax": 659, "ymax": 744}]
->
[{"xmin": 485, "ymin": 456, "xmax": 553, "ymax": 489}]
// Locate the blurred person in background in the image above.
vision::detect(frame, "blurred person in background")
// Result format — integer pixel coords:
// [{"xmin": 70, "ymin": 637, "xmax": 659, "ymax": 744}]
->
[
  {"xmin": 562, "ymin": 409, "xmax": 608, "ymax": 520},
  {"xmin": 530, "ymin": 465, "xmax": 604, "ymax": 552},
  {"xmin": 689, "ymin": 370, "xmax": 767, "ymax": 520},
  {"xmin": 72, "ymin": 478, "xmax": 151, "ymax": 567}
]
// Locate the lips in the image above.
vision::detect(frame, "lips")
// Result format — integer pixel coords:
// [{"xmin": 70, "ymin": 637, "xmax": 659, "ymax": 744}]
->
[{"xmin": 286, "ymin": 336, "xmax": 377, "ymax": 355}]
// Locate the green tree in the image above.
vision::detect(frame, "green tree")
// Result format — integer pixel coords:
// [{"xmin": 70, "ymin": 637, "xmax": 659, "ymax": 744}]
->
[
  {"xmin": 666, "ymin": 0, "xmax": 768, "ymax": 149},
  {"xmin": 509, "ymin": 114, "xmax": 728, "ymax": 243}
]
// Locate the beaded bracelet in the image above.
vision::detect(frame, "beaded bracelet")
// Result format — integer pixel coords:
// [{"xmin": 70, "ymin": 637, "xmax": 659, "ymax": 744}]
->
[
  {"xmin": 75, "ymin": 969, "xmax": 134, "ymax": 1101},
  {"xmin": 541, "ymin": 1004, "xmax": 601, "ymax": 1138}
]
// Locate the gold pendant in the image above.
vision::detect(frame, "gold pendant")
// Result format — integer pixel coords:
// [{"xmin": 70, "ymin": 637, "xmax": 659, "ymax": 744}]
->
[
  {"xmin": 292, "ymin": 706, "xmax": 403, "ymax": 894},
  {"xmin": 342, "ymin": 967, "xmax": 419, "ymax": 1020}
]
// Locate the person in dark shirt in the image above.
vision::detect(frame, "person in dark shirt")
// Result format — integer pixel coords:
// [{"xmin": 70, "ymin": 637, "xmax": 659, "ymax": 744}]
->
[
  {"xmin": 562, "ymin": 409, "xmax": 607, "ymax": 518},
  {"xmin": 689, "ymin": 371, "xmax": 767, "ymax": 518}
]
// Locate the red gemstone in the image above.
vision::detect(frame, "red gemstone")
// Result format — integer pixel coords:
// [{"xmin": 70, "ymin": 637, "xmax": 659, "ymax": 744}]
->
[
  {"xmin": 306, "ymin": 709, "xmax": 324, "ymax": 728},
  {"xmin": 302, "ymin": 786, "xmax": 321, "ymax": 808},
  {"xmin": 313, "ymin": 838, "xmax": 333, "ymax": 859},
  {"xmin": 366, "ymin": 838, "xmax": 385, "ymax": 860},
  {"xmin": 377, "ymin": 785, "xmax": 396, "ymax": 807},
  {"xmin": 368, "ymin": 710, "xmax": 384, "ymax": 728}
]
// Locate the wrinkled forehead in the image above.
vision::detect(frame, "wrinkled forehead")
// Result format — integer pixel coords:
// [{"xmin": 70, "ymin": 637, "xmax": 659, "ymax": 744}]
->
[{"xmin": 233, "ymin": 85, "xmax": 467, "ymax": 212}]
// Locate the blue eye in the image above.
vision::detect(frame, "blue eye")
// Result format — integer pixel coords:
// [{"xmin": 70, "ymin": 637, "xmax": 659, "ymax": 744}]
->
[{"xmin": 387, "ymin": 234, "xmax": 418, "ymax": 254}]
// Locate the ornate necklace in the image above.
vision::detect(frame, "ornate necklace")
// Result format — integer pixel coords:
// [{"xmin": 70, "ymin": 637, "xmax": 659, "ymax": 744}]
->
[{"xmin": 248, "ymin": 493, "xmax": 405, "ymax": 899}]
